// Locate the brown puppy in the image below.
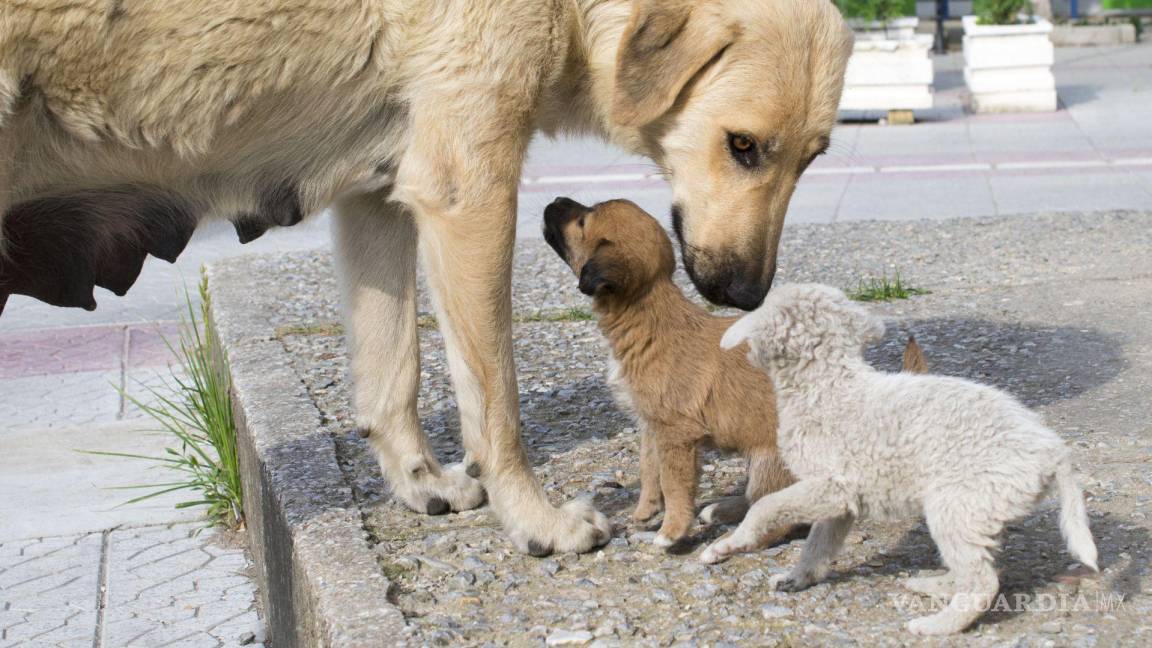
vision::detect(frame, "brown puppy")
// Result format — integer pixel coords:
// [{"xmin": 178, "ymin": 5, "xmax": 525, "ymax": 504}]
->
[{"xmin": 544, "ymin": 197, "xmax": 795, "ymax": 548}]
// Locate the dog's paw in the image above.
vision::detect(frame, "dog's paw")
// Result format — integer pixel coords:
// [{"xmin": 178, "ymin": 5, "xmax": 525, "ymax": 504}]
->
[
  {"xmin": 508, "ymin": 499, "xmax": 612, "ymax": 557},
  {"xmin": 770, "ymin": 572, "xmax": 813, "ymax": 593},
  {"xmin": 390, "ymin": 460, "xmax": 487, "ymax": 515},
  {"xmin": 653, "ymin": 533, "xmax": 676, "ymax": 548},
  {"xmin": 632, "ymin": 500, "xmax": 663, "ymax": 522},
  {"xmin": 699, "ymin": 537, "xmax": 735, "ymax": 564},
  {"xmin": 907, "ymin": 614, "xmax": 964, "ymax": 636}
]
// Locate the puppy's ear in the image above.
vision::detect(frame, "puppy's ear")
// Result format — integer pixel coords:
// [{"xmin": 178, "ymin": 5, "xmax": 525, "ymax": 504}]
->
[
  {"xmin": 721, "ymin": 313, "xmax": 758, "ymax": 350},
  {"xmin": 613, "ymin": 0, "xmax": 737, "ymax": 127},
  {"xmin": 578, "ymin": 257, "xmax": 620, "ymax": 296}
]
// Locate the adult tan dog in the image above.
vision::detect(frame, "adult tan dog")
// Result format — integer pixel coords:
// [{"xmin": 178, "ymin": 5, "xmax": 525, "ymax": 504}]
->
[{"xmin": 0, "ymin": 1, "xmax": 853, "ymax": 555}]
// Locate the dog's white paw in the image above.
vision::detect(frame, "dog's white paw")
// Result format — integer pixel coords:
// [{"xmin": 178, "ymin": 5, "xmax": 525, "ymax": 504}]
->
[
  {"xmin": 507, "ymin": 499, "xmax": 612, "ymax": 557},
  {"xmin": 653, "ymin": 533, "xmax": 675, "ymax": 547},
  {"xmin": 390, "ymin": 460, "xmax": 486, "ymax": 515},
  {"xmin": 698, "ymin": 503, "xmax": 719, "ymax": 525},
  {"xmin": 699, "ymin": 539, "xmax": 732, "ymax": 564}
]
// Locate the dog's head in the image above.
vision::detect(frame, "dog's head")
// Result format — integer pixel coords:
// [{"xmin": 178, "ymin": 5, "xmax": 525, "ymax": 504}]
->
[
  {"xmin": 721, "ymin": 284, "xmax": 884, "ymax": 368},
  {"xmin": 611, "ymin": 0, "xmax": 853, "ymax": 311},
  {"xmin": 543, "ymin": 197, "xmax": 675, "ymax": 303}
]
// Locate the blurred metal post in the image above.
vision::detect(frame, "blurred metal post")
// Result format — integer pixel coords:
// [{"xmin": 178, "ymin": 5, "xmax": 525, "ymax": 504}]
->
[{"xmin": 934, "ymin": 0, "xmax": 949, "ymax": 53}]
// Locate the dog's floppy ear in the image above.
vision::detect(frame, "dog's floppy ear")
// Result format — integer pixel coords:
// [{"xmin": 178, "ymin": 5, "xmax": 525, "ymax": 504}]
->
[
  {"xmin": 613, "ymin": 0, "xmax": 737, "ymax": 127},
  {"xmin": 578, "ymin": 257, "xmax": 622, "ymax": 296},
  {"xmin": 721, "ymin": 313, "xmax": 759, "ymax": 350}
]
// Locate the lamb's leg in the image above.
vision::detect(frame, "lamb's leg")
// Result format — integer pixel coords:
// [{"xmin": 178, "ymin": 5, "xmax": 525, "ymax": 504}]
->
[
  {"xmin": 907, "ymin": 502, "xmax": 1000, "ymax": 635},
  {"xmin": 699, "ymin": 477, "xmax": 853, "ymax": 564},
  {"xmin": 770, "ymin": 513, "xmax": 854, "ymax": 592}
]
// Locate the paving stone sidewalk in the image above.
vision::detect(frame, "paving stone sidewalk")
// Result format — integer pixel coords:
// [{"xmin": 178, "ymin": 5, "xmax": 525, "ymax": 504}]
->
[{"xmin": 0, "ymin": 525, "xmax": 262, "ymax": 648}]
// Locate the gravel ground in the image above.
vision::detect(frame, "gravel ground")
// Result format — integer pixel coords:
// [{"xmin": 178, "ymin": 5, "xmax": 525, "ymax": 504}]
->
[{"xmin": 256, "ymin": 211, "xmax": 1150, "ymax": 646}]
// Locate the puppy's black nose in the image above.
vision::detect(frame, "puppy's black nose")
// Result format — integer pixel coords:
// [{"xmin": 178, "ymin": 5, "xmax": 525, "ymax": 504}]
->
[{"xmin": 544, "ymin": 196, "xmax": 589, "ymax": 224}]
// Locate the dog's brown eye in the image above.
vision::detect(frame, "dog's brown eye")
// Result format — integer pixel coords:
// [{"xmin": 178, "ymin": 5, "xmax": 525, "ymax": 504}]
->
[{"xmin": 727, "ymin": 133, "xmax": 759, "ymax": 169}]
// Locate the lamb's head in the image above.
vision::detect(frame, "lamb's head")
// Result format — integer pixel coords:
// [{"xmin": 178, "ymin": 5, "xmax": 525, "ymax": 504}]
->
[{"xmin": 721, "ymin": 283, "xmax": 884, "ymax": 370}]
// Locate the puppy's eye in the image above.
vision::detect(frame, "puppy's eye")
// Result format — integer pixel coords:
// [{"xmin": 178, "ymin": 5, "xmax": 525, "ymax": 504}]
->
[{"xmin": 727, "ymin": 133, "xmax": 759, "ymax": 169}]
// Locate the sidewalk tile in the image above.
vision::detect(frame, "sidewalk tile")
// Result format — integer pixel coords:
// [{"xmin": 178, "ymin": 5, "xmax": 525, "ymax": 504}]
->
[
  {"xmin": 835, "ymin": 173, "xmax": 997, "ymax": 222},
  {"xmin": 0, "ymin": 533, "xmax": 100, "ymax": 647},
  {"xmin": 0, "ymin": 371, "xmax": 122, "ymax": 430},
  {"xmin": 989, "ymin": 170, "xmax": 1152, "ymax": 216}
]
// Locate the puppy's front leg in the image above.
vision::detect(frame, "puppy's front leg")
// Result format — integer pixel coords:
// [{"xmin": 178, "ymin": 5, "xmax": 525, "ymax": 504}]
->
[
  {"xmin": 654, "ymin": 441, "xmax": 698, "ymax": 546},
  {"xmin": 700, "ymin": 477, "xmax": 854, "ymax": 564},
  {"xmin": 632, "ymin": 421, "xmax": 663, "ymax": 522}
]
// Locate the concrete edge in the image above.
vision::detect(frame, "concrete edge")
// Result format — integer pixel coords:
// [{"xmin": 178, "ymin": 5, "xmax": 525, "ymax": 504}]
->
[{"xmin": 205, "ymin": 257, "xmax": 404, "ymax": 648}]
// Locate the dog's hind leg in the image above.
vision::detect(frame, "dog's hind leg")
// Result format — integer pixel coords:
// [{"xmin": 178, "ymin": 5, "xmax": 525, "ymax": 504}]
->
[
  {"xmin": 700, "ymin": 446, "xmax": 791, "ymax": 530},
  {"xmin": 334, "ymin": 192, "xmax": 485, "ymax": 515},
  {"xmin": 700, "ymin": 476, "xmax": 854, "ymax": 564},
  {"xmin": 907, "ymin": 501, "xmax": 1000, "ymax": 635},
  {"xmin": 632, "ymin": 422, "xmax": 664, "ymax": 522}
]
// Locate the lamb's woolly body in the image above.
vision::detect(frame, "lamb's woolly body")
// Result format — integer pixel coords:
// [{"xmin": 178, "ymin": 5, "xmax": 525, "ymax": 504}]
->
[{"xmin": 703, "ymin": 284, "xmax": 1098, "ymax": 636}]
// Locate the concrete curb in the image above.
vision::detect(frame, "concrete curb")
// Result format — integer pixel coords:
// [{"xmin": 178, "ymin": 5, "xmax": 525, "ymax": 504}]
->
[{"xmin": 206, "ymin": 259, "xmax": 405, "ymax": 648}]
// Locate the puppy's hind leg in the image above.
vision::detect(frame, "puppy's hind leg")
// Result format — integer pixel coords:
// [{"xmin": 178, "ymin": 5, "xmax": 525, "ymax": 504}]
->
[
  {"xmin": 333, "ymin": 193, "xmax": 485, "ymax": 515},
  {"xmin": 771, "ymin": 513, "xmax": 854, "ymax": 592},
  {"xmin": 908, "ymin": 501, "xmax": 1000, "ymax": 635},
  {"xmin": 700, "ymin": 446, "xmax": 792, "ymax": 533}
]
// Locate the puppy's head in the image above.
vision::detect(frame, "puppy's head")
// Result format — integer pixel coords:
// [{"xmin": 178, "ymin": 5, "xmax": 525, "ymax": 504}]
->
[
  {"xmin": 611, "ymin": 0, "xmax": 853, "ymax": 311},
  {"xmin": 722, "ymin": 284, "xmax": 884, "ymax": 368},
  {"xmin": 543, "ymin": 197, "xmax": 675, "ymax": 303}
]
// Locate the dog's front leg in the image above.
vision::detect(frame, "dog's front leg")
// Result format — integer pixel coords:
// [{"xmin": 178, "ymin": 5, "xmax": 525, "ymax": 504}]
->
[
  {"xmin": 334, "ymin": 192, "xmax": 485, "ymax": 514},
  {"xmin": 395, "ymin": 113, "xmax": 610, "ymax": 556}
]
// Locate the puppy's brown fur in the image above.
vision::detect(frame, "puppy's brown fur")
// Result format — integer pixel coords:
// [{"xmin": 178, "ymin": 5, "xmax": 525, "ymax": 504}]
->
[{"xmin": 544, "ymin": 198, "xmax": 795, "ymax": 547}]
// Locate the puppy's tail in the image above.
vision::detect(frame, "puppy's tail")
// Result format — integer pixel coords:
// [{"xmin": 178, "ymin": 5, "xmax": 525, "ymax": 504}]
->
[
  {"xmin": 1055, "ymin": 458, "xmax": 1099, "ymax": 571},
  {"xmin": 901, "ymin": 335, "xmax": 928, "ymax": 374}
]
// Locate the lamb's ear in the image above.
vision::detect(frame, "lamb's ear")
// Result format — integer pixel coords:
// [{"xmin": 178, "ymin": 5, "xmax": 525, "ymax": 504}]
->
[
  {"xmin": 721, "ymin": 314, "xmax": 758, "ymax": 350},
  {"xmin": 613, "ymin": 0, "xmax": 737, "ymax": 127},
  {"xmin": 853, "ymin": 310, "xmax": 886, "ymax": 344}
]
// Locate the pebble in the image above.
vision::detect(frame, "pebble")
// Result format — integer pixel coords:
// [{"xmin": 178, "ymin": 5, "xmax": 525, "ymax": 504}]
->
[
  {"xmin": 761, "ymin": 604, "xmax": 793, "ymax": 619},
  {"xmin": 546, "ymin": 629, "xmax": 594, "ymax": 646}
]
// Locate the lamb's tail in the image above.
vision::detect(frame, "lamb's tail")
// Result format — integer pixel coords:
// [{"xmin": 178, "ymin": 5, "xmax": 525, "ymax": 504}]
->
[
  {"xmin": 902, "ymin": 335, "xmax": 928, "ymax": 374},
  {"xmin": 1055, "ymin": 458, "xmax": 1098, "ymax": 571}
]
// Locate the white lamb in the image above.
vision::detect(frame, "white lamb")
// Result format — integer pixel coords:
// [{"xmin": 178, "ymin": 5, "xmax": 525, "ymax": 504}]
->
[{"xmin": 699, "ymin": 283, "xmax": 1098, "ymax": 635}]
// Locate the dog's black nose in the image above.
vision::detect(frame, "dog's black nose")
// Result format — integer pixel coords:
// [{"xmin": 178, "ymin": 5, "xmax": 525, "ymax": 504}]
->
[
  {"xmin": 724, "ymin": 278, "xmax": 768, "ymax": 311},
  {"xmin": 544, "ymin": 196, "xmax": 589, "ymax": 223}
]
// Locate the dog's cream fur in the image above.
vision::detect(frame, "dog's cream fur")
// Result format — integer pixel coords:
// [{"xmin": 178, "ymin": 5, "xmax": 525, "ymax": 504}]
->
[
  {"xmin": 0, "ymin": 1, "xmax": 852, "ymax": 554},
  {"xmin": 700, "ymin": 284, "xmax": 1099, "ymax": 635}
]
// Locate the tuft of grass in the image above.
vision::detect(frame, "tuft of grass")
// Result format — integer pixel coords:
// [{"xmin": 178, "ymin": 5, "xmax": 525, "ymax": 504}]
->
[
  {"xmin": 846, "ymin": 271, "xmax": 930, "ymax": 302},
  {"xmin": 82, "ymin": 275, "xmax": 243, "ymax": 531}
]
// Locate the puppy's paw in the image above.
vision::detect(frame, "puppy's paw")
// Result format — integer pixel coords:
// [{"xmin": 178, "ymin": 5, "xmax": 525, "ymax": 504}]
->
[
  {"xmin": 770, "ymin": 571, "xmax": 814, "ymax": 593},
  {"xmin": 653, "ymin": 533, "xmax": 676, "ymax": 548},
  {"xmin": 508, "ymin": 498, "xmax": 612, "ymax": 557},
  {"xmin": 700, "ymin": 537, "xmax": 735, "ymax": 564},
  {"xmin": 632, "ymin": 500, "xmax": 663, "ymax": 522},
  {"xmin": 698, "ymin": 497, "xmax": 749, "ymax": 526}
]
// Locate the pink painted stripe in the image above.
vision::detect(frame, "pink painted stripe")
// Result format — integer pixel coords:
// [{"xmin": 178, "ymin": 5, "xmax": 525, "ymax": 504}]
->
[{"xmin": 0, "ymin": 322, "xmax": 179, "ymax": 379}]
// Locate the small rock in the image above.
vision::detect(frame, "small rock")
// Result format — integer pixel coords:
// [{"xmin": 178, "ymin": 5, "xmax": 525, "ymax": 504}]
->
[
  {"xmin": 1040, "ymin": 621, "xmax": 1063, "ymax": 634},
  {"xmin": 455, "ymin": 571, "xmax": 477, "ymax": 586},
  {"xmin": 761, "ymin": 604, "xmax": 793, "ymax": 619},
  {"xmin": 546, "ymin": 629, "xmax": 594, "ymax": 646},
  {"xmin": 540, "ymin": 560, "xmax": 563, "ymax": 576},
  {"xmin": 238, "ymin": 632, "xmax": 256, "ymax": 646}
]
